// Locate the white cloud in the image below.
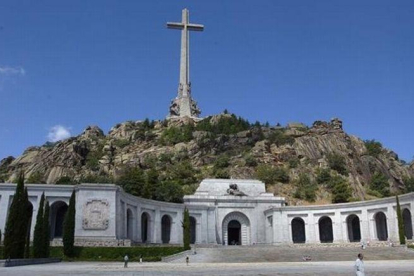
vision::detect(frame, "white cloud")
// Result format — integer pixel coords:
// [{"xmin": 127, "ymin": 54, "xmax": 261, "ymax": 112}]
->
[
  {"xmin": 47, "ymin": 125, "xmax": 72, "ymax": 142},
  {"xmin": 0, "ymin": 66, "xmax": 25, "ymax": 76}
]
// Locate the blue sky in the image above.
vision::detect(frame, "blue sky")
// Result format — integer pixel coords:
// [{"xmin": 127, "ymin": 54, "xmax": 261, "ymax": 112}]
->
[{"xmin": 0, "ymin": 0, "xmax": 413, "ymax": 161}]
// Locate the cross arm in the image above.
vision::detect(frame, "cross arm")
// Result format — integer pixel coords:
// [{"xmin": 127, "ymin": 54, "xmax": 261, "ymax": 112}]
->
[
  {"xmin": 167, "ymin": 22, "xmax": 184, "ymax": 30},
  {"xmin": 187, "ymin": 24, "xmax": 204, "ymax": 31}
]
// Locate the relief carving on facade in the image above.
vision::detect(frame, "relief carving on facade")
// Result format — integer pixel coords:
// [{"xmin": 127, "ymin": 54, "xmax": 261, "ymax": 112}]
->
[{"xmin": 82, "ymin": 199, "xmax": 110, "ymax": 230}]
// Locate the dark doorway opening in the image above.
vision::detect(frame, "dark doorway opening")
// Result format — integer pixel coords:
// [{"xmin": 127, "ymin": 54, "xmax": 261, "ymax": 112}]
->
[
  {"xmin": 190, "ymin": 216, "xmax": 196, "ymax": 244},
  {"xmin": 319, "ymin": 216, "xmax": 333, "ymax": 243},
  {"xmin": 161, "ymin": 215, "xmax": 171, "ymax": 244},
  {"xmin": 403, "ymin": 209, "xmax": 413, "ymax": 240},
  {"xmin": 375, "ymin": 212, "xmax": 388, "ymax": 241},
  {"xmin": 347, "ymin": 214, "xmax": 361, "ymax": 242},
  {"xmin": 291, "ymin": 217, "xmax": 306, "ymax": 243},
  {"xmin": 51, "ymin": 201, "xmax": 68, "ymax": 238},
  {"xmin": 228, "ymin": 220, "xmax": 241, "ymax": 245},
  {"xmin": 141, "ymin": 212, "xmax": 149, "ymax": 243}
]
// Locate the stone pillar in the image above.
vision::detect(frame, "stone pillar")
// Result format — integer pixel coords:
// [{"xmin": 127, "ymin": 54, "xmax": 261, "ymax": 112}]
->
[
  {"xmin": 308, "ymin": 214, "xmax": 317, "ymax": 243},
  {"xmin": 333, "ymin": 211, "xmax": 343, "ymax": 243},
  {"xmin": 154, "ymin": 209, "xmax": 161, "ymax": 243},
  {"xmin": 136, "ymin": 205, "xmax": 142, "ymax": 242},
  {"xmin": 361, "ymin": 209, "xmax": 369, "ymax": 242}
]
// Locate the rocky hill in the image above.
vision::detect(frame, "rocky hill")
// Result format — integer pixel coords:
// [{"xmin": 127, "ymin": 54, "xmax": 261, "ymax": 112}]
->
[{"xmin": 1, "ymin": 114, "xmax": 413, "ymax": 205}]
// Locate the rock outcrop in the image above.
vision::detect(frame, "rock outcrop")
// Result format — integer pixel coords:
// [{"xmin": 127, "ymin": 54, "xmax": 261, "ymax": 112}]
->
[{"xmin": 1, "ymin": 115, "xmax": 412, "ymax": 204}]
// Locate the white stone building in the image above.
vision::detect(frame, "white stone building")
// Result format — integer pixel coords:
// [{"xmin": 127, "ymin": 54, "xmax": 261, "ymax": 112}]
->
[{"xmin": 0, "ymin": 179, "xmax": 413, "ymax": 246}]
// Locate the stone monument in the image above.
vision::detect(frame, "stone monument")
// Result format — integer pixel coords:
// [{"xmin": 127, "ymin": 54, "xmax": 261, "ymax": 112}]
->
[{"xmin": 167, "ymin": 8, "xmax": 203, "ymax": 119}]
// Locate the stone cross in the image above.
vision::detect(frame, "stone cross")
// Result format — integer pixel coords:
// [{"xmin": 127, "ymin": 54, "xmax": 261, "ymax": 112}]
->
[{"xmin": 167, "ymin": 9, "xmax": 203, "ymax": 118}]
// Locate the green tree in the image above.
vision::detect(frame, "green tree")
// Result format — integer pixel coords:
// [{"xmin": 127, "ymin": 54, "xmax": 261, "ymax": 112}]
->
[
  {"xmin": 154, "ymin": 181, "xmax": 184, "ymax": 203},
  {"xmin": 329, "ymin": 176, "xmax": 352, "ymax": 203},
  {"xmin": 268, "ymin": 130, "xmax": 295, "ymax": 146},
  {"xmin": 43, "ymin": 201, "xmax": 51, "ymax": 257},
  {"xmin": 23, "ymin": 188, "xmax": 32, "ymax": 259},
  {"xmin": 255, "ymin": 165, "xmax": 290, "ymax": 184},
  {"xmin": 294, "ymin": 173, "xmax": 317, "ymax": 202},
  {"xmin": 316, "ymin": 168, "xmax": 332, "ymax": 184},
  {"xmin": 364, "ymin": 140, "xmax": 383, "ymax": 157},
  {"xmin": 56, "ymin": 176, "xmax": 73, "ymax": 184},
  {"xmin": 403, "ymin": 177, "xmax": 414, "ymax": 193},
  {"xmin": 116, "ymin": 167, "xmax": 146, "ymax": 197},
  {"xmin": 396, "ymin": 195, "xmax": 406, "ymax": 245},
  {"xmin": 3, "ymin": 173, "xmax": 31, "ymax": 259},
  {"xmin": 63, "ymin": 190, "xmax": 76, "ymax": 257},
  {"xmin": 182, "ymin": 208, "xmax": 191, "ymax": 250},
  {"xmin": 33, "ymin": 193, "xmax": 45, "ymax": 258},
  {"xmin": 0, "ymin": 229, "xmax": 2, "ymax": 245},
  {"xmin": 370, "ymin": 172, "xmax": 390, "ymax": 197},
  {"xmin": 326, "ymin": 153, "xmax": 348, "ymax": 175}
]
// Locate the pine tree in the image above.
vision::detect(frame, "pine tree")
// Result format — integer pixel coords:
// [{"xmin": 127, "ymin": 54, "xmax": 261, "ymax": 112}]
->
[
  {"xmin": 0, "ymin": 229, "xmax": 2, "ymax": 245},
  {"xmin": 3, "ymin": 173, "xmax": 30, "ymax": 259},
  {"xmin": 33, "ymin": 193, "xmax": 45, "ymax": 258},
  {"xmin": 396, "ymin": 195, "xmax": 406, "ymax": 245},
  {"xmin": 43, "ymin": 201, "xmax": 50, "ymax": 258},
  {"xmin": 63, "ymin": 190, "xmax": 76, "ymax": 257},
  {"xmin": 182, "ymin": 207, "xmax": 191, "ymax": 250}
]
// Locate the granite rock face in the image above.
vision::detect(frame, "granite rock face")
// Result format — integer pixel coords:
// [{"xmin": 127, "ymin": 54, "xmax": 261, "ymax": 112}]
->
[{"xmin": 1, "ymin": 115, "xmax": 412, "ymax": 203}]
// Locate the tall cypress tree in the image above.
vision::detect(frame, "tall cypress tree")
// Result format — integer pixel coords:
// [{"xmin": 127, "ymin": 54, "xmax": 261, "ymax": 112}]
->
[
  {"xmin": 24, "ymin": 188, "xmax": 33, "ymax": 259},
  {"xmin": 396, "ymin": 195, "xmax": 406, "ymax": 245},
  {"xmin": 33, "ymin": 193, "xmax": 45, "ymax": 258},
  {"xmin": 3, "ymin": 173, "xmax": 30, "ymax": 259},
  {"xmin": 63, "ymin": 190, "xmax": 76, "ymax": 257},
  {"xmin": 182, "ymin": 207, "xmax": 191, "ymax": 250},
  {"xmin": 43, "ymin": 201, "xmax": 51, "ymax": 258}
]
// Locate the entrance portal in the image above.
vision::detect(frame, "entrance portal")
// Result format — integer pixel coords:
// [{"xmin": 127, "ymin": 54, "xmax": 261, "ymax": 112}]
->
[
  {"xmin": 227, "ymin": 220, "xmax": 241, "ymax": 245},
  {"xmin": 222, "ymin": 212, "xmax": 250, "ymax": 246}
]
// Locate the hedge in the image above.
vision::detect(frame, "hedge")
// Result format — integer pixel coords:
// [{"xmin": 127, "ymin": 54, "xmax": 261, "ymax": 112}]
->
[{"xmin": 0, "ymin": 246, "xmax": 184, "ymax": 262}]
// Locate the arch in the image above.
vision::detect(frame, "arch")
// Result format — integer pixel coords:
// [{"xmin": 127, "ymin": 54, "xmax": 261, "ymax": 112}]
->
[
  {"xmin": 402, "ymin": 209, "xmax": 413, "ymax": 240},
  {"xmin": 190, "ymin": 216, "xmax": 196, "ymax": 244},
  {"xmin": 291, "ymin": 217, "xmax": 306, "ymax": 243},
  {"xmin": 346, "ymin": 214, "xmax": 361, "ymax": 242},
  {"xmin": 50, "ymin": 201, "xmax": 68, "ymax": 238},
  {"xmin": 318, "ymin": 216, "xmax": 333, "ymax": 243},
  {"xmin": 126, "ymin": 208, "xmax": 134, "ymax": 240},
  {"xmin": 222, "ymin": 212, "xmax": 250, "ymax": 246},
  {"xmin": 374, "ymin": 212, "xmax": 388, "ymax": 241},
  {"xmin": 141, "ymin": 212, "xmax": 150, "ymax": 243},
  {"xmin": 161, "ymin": 215, "xmax": 172, "ymax": 244}
]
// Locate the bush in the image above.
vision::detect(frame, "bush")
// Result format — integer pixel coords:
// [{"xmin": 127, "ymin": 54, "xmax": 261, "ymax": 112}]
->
[
  {"xmin": 294, "ymin": 173, "xmax": 317, "ymax": 202},
  {"xmin": 154, "ymin": 181, "xmax": 184, "ymax": 203},
  {"xmin": 56, "ymin": 176, "xmax": 73, "ymax": 184},
  {"xmin": 160, "ymin": 125, "xmax": 194, "ymax": 145},
  {"xmin": 27, "ymin": 171, "xmax": 45, "ymax": 184},
  {"xmin": 255, "ymin": 165, "xmax": 290, "ymax": 184},
  {"xmin": 113, "ymin": 139, "xmax": 130, "ymax": 148},
  {"xmin": 326, "ymin": 153, "xmax": 348, "ymax": 175},
  {"xmin": 403, "ymin": 177, "xmax": 414, "ymax": 193},
  {"xmin": 268, "ymin": 130, "xmax": 295, "ymax": 147},
  {"xmin": 244, "ymin": 155, "xmax": 258, "ymax": 167},
  {"xmin": 196, "ymin": 114, "xmax": 250, "ymax": 135},
  {"xmin": 63, "ymin": 191, "xmax": 76, "ymax": 257},
  {"xmin": 328, "ymin": 176, "xmax": 352, "ymax": 203},
  {"xmin": 214, "ymin": 155, "xmax": 230, "ymax": 169},
  {"xmin": 288, "ymin": 157, "xmax": 299, "ymax": 168},
  {"xmin": 316, "ymin": 168, "xmax": 332, "ymax": 184},
  {"xmin": 364, "ymin": 140, "xmax": 383, "ymax": 157},
  {"xmin": 370, "ymin": 172, "xmax": 390, "ymax": 197},
  {"xmin": 116, "ymin": 167, "xmax": 146, "ymax": 197}
]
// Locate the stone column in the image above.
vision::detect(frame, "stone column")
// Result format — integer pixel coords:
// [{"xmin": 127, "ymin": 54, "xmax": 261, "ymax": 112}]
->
[{"xmin": 333, "ymin": 211, "xmax": 343, "ymax": 243}]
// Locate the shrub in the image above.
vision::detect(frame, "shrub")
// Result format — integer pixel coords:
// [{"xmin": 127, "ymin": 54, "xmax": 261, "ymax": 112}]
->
[
  {"xmin": 288, "ymin": 157, "xmax": 299, "ymax": 168},
  {"xmin": 268, "ymin": 130, "xmax": 295, "ymax": 147},
  {"xmin": 196, "ymin": 114, "xmax": 250, "ymax": 135},
  {"xmin": 33, "ymin": 193, "xmax": 45, "ymax": 258},
  {"xmin": 27, "ymin": 171, "xmax": 45, "ymax": 184},
  {"xmin": 326, "ymin": 153, "xmax": 348, "ymax": 175},
  {"xmin": 370, "ymin": 172, "xmax": 390, "ymax": 197},
  {"xmin": 403, "ymin": 177, "xmax": 414, "ymax": 193},
  {"xmin": 328, "ymin": 176, "xmax": 352, "ymax": 203},
  {"xmin": 116, "ymin": 167, "xmax": 146, "ymax": 197},
  {"xmin": 160, "ymin": 125, "xmax": 194, "ymax": 145},
  {"xmin": 154, "ymin": 181, "xmax": 184, "ymax": 203},
  {"xmin": 85, "ymin": 148, "xmax": 104, "ymax": 171},
  {"xmin": 316, "ymin": 168, "xmax": 332, "ymax": 184},
  {"xmin": 113, "ymin": 139, "xmax": 130, "ymax": 148},
  {"xmin": 244, "ymin": 155, "xmax": 258, "ymax": 167},
  {"xmin": 255, "ymin": 165, "xmax": 290, "ymax": 184},
  {"xmin": 182, "ymin": 208, "xmax": 190, "ymax": 250},
  {"xmin": 364, "ymin": 139, "xmax": 383, "ymax": 157},
  {"xmin": 214, "ymin": 155, "xmax": 230, "ymax": 169},
  {"xmin": 294, "ymin": 173, "xmax": 317, "ymax": 202},
  {"xmin": 56, "ymin": 176, "xmax": 73, "ymax": 184}
]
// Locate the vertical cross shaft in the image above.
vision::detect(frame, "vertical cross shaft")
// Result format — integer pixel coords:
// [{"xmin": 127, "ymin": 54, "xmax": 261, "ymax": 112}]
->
[{"xmin": 167, "ymin": 9, "xmax": 204, "ymax": 118}]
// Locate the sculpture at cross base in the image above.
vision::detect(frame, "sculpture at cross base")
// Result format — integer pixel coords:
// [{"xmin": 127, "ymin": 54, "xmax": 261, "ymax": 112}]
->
[{"xmin": 166, "ymin": 9, "xmax": 203, "ymax": 119}]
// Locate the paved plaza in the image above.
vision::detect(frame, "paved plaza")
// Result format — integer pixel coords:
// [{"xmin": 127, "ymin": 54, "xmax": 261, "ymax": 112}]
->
[
  {"xmin": 2, "ymin": 260, "xmax": 414, "ymax": 276},
  {"xmin": 2, "ymin": 246, "xmax": 414, "ymax": 275}
]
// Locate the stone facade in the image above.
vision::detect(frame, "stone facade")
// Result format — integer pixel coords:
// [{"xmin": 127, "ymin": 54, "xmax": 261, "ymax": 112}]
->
[{"xmin": 0, "ymin": 179, "xmax": 413, "ymax": 246}]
